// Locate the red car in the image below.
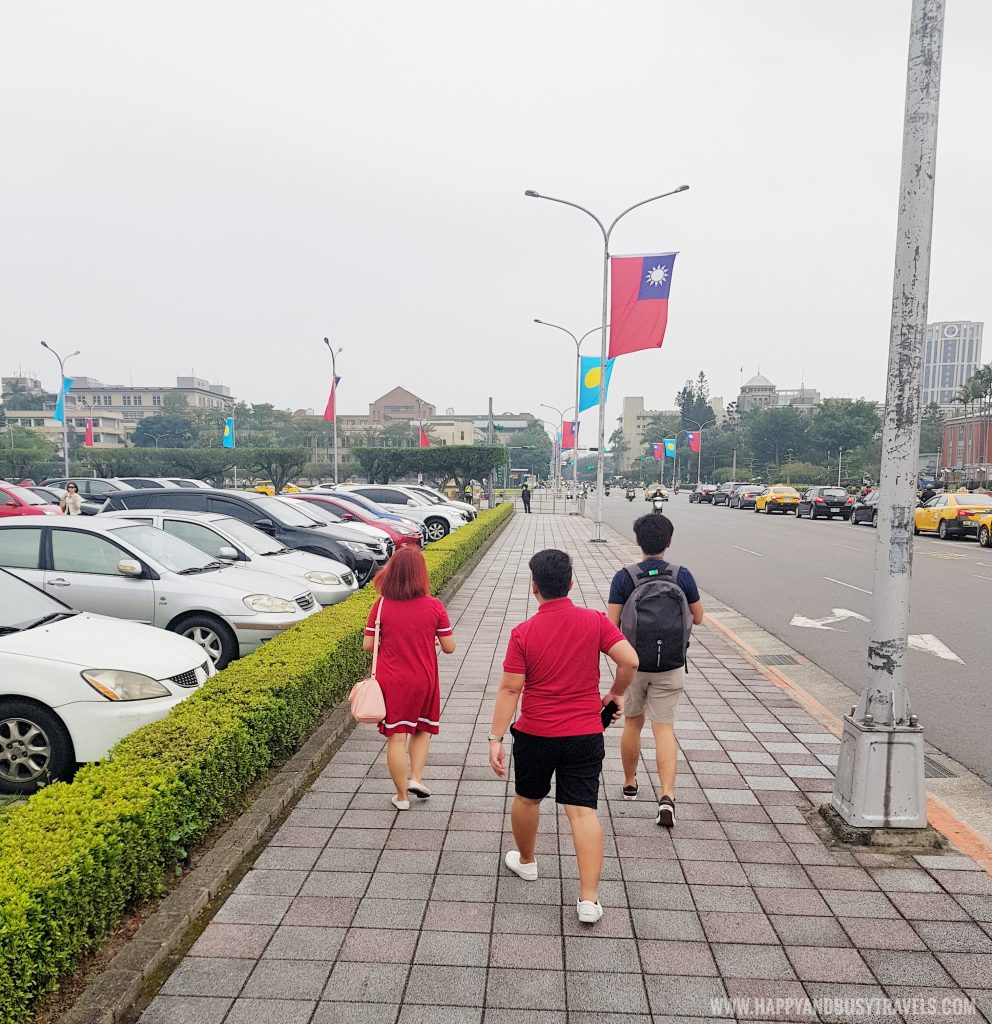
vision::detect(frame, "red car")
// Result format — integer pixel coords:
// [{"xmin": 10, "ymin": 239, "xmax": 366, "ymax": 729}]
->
[
  {"xmin": 289, "ymin": 493, "xmax": 423, "ymax": 549},
  {"xmin": 0, "ymin": 482, "xmax": 65, "ymax": 518}
]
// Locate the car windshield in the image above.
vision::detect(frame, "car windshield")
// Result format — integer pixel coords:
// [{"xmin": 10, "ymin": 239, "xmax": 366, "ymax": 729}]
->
[
  {"xmin": 275, "ymin": 498, "xmax": 333, "ymax": 527},
  {"xmin": 109, "ymin": 524, "xmax": 216, "ymax": 572},
  {"xmin": 212, "ymin": 516, "xmax": 284, "ymax": 554},
  {"xmin": 410, "ymin": 488, "xmax": 443, "ymax": 504},
  {"xmin": 0, "ymin": 570, "xmax": 71, "ymax": 630},
  {"xmin": 956, "ymin": 495, "xmax": 992, "ymax": 508},
  {"xmin": 297, "ymin": 500, "xmax": 343, "ymax": 523},
  {"xmin": 250, "ymin": 495, "xmax": 320, "ymax": 527},
  {"xmin": 3, "ymin": 484, "xmax": 46, "ymax": 506}
]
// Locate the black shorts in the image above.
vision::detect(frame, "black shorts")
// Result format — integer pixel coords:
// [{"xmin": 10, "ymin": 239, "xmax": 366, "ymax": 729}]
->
[{"xmin": 509, "ymin": 727, "xmax": 605, "ymax": 809}]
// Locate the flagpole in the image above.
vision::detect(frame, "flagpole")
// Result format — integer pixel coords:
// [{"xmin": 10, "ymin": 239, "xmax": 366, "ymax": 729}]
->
[
  {"xmin": 40, "ymin": 341, "xmax": 80, "ymax": 477},
  {"xmin": 323, "ymin": 338, "xmax": 342, "ymax": 485},
  {"xmin": 525, "ymin": 186, "xmax": 689, "ymax": 541}
]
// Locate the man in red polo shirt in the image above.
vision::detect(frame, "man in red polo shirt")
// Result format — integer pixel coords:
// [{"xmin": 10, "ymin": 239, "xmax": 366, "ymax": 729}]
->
[{"xmin": 489, "ymin": 548, "xmax": 639, "ymax": 924}]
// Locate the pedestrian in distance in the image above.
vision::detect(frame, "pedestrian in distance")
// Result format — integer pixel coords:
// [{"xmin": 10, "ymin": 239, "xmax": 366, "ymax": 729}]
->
[
  {"xmin": 489, "ymin": 549, "xmax": 639, "ymax": 923},
  {"xmin": 59, "ymin": 482, "xmax": 83, "ymax": 515},
  {"xmin": 363, "ymin": 545, "xmax": 456, "ymax": 810},
  {"xmin": 607, "ymin": 513, "xmax": 704, "ymax": 827},
  {"xmin": 521, "ymin": 482, "xmax": 532, "ymax": 513}
]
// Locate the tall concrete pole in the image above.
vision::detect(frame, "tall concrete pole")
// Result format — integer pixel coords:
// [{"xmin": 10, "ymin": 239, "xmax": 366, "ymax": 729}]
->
[{"xmin": 832, "ymin": 0, "xmax": 944, "ymax": 830}]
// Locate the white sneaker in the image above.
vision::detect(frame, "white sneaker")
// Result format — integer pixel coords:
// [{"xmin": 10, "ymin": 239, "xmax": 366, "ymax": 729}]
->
[
  {"xmin": 407, "ymin": 780, "xmax": 432, "ymax": 799},
  {"xmin": 504, "ymin": 850, "xmax": 538, "ymax": 881},
  {"xmin": 576, "ymin": 899, "xmax": 604, "ymax": 924},
  {"xmin": 391, "ymin": 795, "xmax": 410, "ymax": 810}
]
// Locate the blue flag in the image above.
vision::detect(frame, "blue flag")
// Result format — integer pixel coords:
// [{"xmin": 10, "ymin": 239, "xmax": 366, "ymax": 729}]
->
[
  {"xmin": 664, "ymin": 438, "xmax": 677, "ymax": 458},
  {"xmin": 222, "ymin": 417, "xmax": 235, "ymax": 448},
  {"xmin": 53, "ymin": 377, "xmax": 73, "ymax": 424},
  {"xmin": 578, "ymin": 356, "xmax": 616, "ymax": 412}
]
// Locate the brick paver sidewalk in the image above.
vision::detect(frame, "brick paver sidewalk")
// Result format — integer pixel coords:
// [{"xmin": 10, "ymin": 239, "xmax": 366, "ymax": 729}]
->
[{"xmin": 141, "ymin": 514, "xmax": 992, "ymax": 1024}]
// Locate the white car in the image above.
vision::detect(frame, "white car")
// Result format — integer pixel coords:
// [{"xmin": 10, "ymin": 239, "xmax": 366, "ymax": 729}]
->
[
  {"xmin": 340, "ymin": 485, "xmax": 466, "ymax": 543},
  {"xmin": 100, "ymin": 509, "xmax": 359, "ymax": 606},
  {"xmin": 0, "ymin": 567, "xmax": 213, "ymax": 794},
  {"xmin": 406, "ymin": 485, "xmax": 477, "ymax": 521},
  {"xmin": 0, "ymin": 517, "xmax": 319, "ymax": 668}
]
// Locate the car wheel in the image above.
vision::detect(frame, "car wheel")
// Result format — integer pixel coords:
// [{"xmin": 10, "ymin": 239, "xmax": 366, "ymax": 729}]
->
[
  {"xmin": 871, "ymin": 510, "xmax": 878, "ymax": 529},
  {"xmin": 979, "ymin": 525, "xmax": 990, "ymax": 548},
  {"xmin": 0, "ymin": 699, "xmax": 75, "ymax": 795},
  {"xmin": 424, "ymin": 518, "xmax": 450, "ymax": 542},
  {"xmin": 913, "ymin": 522, "xmax": 920, "ymax": 535},
  {"xmin": 172, "ymin": 614, "xmax": 238, "ymax": 669},
  {"xmin": 850, "ymin": 512, "xmax": 857, "ymax": 525},
  {"xmin": 938, "ymin": 519, "xmax": 949, "ymax": 540}
]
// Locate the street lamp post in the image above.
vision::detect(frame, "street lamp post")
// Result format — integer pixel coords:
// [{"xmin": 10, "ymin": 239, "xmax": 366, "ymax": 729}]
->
[
  {"xmin": 540, "ymin": 403, "xmax": 575, "ymax": 493},
  {"xmin": 525, "ymin": 184, "xmax": 689, "ymax": 541},
  {"xmin": 682, "ymin": 417, "xmax": 715, "ymax": 487},
  {"xmin": 534, "ymin": 320, "xmax": 606, "ymax": 499},
  {"xmin": 323, "ymin": 338, "xmax": 342, "ymax": 485},
  {"xmin": 831, "ymin": 0, "xmax": 944, "ymax": 831},
  {"xmin": 40, "ymin": 341, "xmax": 80, "ymax": 477}
]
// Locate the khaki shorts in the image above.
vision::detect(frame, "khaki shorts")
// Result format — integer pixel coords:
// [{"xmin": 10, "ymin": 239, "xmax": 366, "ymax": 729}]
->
[{"xmin": 624, "ymin": 669, "xmax": 684, "ymax": 724}]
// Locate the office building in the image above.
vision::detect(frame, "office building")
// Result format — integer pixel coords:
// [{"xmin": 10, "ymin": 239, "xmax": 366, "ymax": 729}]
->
[
  {"xmin": 66, "ymin": 375, "xmax": 235, "ymax": 426},
  {"xmin": 923, "ymin": 321, "xmax": 983, "ymax": 412}
]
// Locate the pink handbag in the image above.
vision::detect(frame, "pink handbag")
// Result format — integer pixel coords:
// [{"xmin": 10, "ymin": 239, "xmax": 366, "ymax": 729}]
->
[{"xmin": 349, "ymin": 599, "xmax": 386, "ymax": 724}]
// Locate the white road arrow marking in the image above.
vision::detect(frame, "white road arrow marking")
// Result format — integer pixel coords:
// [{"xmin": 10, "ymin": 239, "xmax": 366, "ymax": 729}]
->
[
  {"xmin": 908, "ymin": 634, "xmax": 964, "ymax": 663},
  {"xmin": 789, "ymin": 608, "xmax": 870, "ymax": 630}
]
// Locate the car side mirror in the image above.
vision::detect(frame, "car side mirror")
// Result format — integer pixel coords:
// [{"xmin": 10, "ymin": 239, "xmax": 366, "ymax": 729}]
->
[
  {"xmin": 4, "ymin": 500, "xmax": 16, "ymax": 507},
  {"xmin": 341, "ymin": 513, "xmax": 355, "ymax": 521},
  {"xmin": 117, "ymin": 559, "xmax": 143, "ymax": 577},
  {"xmin": 218, "ymin": 546, "xmax": 239, "ymax": 560},
  {"xmin": 255, "ymin": 518, "xmax": 275, "ymax": 533}
]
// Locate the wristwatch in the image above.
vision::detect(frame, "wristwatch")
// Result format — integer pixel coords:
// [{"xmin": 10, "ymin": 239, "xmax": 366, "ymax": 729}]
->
[{"xmin": 487, "ymin": 733, "xmax": 503, "ymax": 742}]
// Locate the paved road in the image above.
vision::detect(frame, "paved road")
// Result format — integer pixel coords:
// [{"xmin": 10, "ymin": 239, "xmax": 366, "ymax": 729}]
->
[{"xmin": 600, "ymin": 493, "xmax": 992, "ymax": 783}]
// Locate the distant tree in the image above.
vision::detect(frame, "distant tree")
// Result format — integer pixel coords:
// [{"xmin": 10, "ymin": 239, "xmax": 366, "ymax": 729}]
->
[
  {"xmin": 806, "ymin": 399, "xmax": 881, "ymax": 461},
  {"xmin": 131, "ymin": 413, "xmax": 196, "ymax": 448},
  {"xmin": 242, "ymin": 448, "xmax": 309, "ymax": 493},
  {"xmin": 919, "ymin": 402, "xmax": 945, "ymax": 454},
  {"xmin": 743, "ymin": 406, "xmax": 808, "ymax": 468},
  {"xmin": 510, "ymin": 422, "xmax": 553, "ymax": 478},
  {"xmin": 675, "ymin": 373, "xmax": 715, "ymax": 429},
  {"xmin": 0, "ymin": 427, "xmax": 57, "ymax": 480}
]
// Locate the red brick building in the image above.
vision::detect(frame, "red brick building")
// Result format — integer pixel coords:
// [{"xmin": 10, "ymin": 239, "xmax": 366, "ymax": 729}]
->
[{"xmin": 940, "ymin": 414, "xmax": 992, "ymax": 479}]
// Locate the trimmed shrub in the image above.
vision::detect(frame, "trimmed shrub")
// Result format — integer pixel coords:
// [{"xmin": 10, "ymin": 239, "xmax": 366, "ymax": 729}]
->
[{"xmin": 0, "ymin": 503, "xmax": 512, "ymax": 1023}]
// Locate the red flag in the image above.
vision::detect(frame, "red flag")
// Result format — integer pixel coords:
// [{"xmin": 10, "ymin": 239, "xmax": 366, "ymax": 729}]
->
[
  {"xmin": 608, "ymin": 253, "xmax": 677, "ymax": 358},
  {"xmin": 419, "ymin": 425, "xmax": 430, "ymax": 448},
  {"xmin": 561, "ymin": 421, "xmax": 578, "ymax": 450},
  {"xmin": 323, "ymin": 375, "xmax": 341, "ymax": 423},
  {"xmin": 686, "ymin": 431, "xmax": 700, "ymax": 453},
  {"xmin": 84, "ymin": 418, "xmax": 94, "ymax": 447},
  {"xmin": 651, "ymin": 443, "xmax": 664, "ymax": 461}
]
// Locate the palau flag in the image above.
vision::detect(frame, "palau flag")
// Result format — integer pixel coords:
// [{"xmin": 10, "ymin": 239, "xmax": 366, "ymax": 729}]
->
[
  {"xmin": 608, "ymin": 253, "xmax": 677, "ymax": 359},
  {"xmin": 222, "ymin": 417, "xmax": 235, "ymax": 448},
  {"xmin": 53, "ymin": 377, "xmax": 73, "ymax": 424},
  {"xmin": 578, "ymin": 356, "xmax": 616, "ymax": 412},
  {"xmin": 664, "ymin": 438, "xmax": 677, "ymax": 458}
]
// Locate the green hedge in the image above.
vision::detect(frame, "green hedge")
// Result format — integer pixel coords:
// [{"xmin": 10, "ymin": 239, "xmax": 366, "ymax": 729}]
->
[{"xmin": 0, "ymin": 503, "xmax": 513, "ymax": 1023}]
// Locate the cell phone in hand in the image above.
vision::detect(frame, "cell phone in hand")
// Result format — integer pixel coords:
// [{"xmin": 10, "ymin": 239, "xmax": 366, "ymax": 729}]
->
[{"xmin": 601, "ymin": 700, "xmax": 618, "ymax": 729}]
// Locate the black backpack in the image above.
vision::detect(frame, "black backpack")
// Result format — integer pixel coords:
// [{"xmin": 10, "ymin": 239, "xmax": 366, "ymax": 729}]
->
[{"xmin": 618, "ymin": 562, "xmax": 691, "ymax": 673}]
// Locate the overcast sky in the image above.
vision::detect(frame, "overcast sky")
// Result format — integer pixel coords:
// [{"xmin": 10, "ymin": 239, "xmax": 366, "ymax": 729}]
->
[{"xmin": 2, "ymin": 2, "xmax": 989, "ymax": 439}]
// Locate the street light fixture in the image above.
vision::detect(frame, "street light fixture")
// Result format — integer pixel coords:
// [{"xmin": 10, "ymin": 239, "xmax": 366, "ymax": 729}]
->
[
  {"xmin": 323, "ymin": 337, "xmax": 343, "ymax": 485},
  {"xmin": 525, "ymin": 185, "xmax": 689, "ymax": 541},
  {"xmin": 681, "ymin": 417, "xmax": 716, "ymax": 486},
  {"xmin": 540, "ymin": 402, "xmax": 575, "ymax": 491},
  {"xmin": 40, "ymin": 341, "xmax": 80, "ymax": 477}
]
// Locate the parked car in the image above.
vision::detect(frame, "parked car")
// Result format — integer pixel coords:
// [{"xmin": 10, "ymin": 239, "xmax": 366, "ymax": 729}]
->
[
  {"xmin": 290, "ymin": 493, "xmax": 424, "ymax": 549},
  {"xmin": 273, "ymin": 497, "xmax": 393, "ymax": 565},
  {"xmin": 339, "ymin": 485, "xmax": 466, "ymax": 542},
  {"xmin": 688, "ymin": 484, "xmax": 718, "ymax": 504},
  {"xmin": 729, "ymin": 485, "xmax": 763, "ymax": 509},
  {"xmin": 1, "ymin": 482, "xmax": 64, "ymax": 518},
  {"xmin": 849, "ymin": 490, "xmax": 880, "ymax": 527},
  {"xmin": 976, "ymin": 511, "xmax": 991, "ymax": 548},
  {"xmin": 161, "ymin": 479, "xmax": 213, "ymax": 489},
  {"xmin": 405, "ymin": 485, "xmax": 477, "ymax": 521},
  {"xmin": 795, "ymin": 486, "xmax": 855, "ymax": 520},
  {"xmin": 712, "ymin": 482, "xmax": 744, "ymax": 506},
  {"xmin": 116, "ymin": 477, "xmax": 180, "ymax": 489},
  {"xmin": 42, "ymin": 477, "xmax": 137, "ymax": 499},
  {"xmin": 0, "ymin": 517, "xmax": 319, "ymax": 668},
  {"xmin": 27, "ymin": 485, "xmax": 103, "ymax": 516},
  {"xmin": 754, "ymin": 485, "xmax": 801, "ymax": 514},
  {"xmin": 914, "ymin": 492, "xmax": 992, "ymax": 540},
  {"xmin": 0, "ymin": 566, "xmax": 213, "ymax": 794},
  {"xmin": 316, "ymin": 489, "xmax": 428, "ymax": 544},
  {"xmin": 253, "ymin": 481, "xmax": 301, "ymax": 496},
  {"xmin": 101, "ymin": 509, "xmax": 358, "ymax": 605},
  {"xmin": 97, "ymin": 487, "xmax": 372, "ymax": 583}
]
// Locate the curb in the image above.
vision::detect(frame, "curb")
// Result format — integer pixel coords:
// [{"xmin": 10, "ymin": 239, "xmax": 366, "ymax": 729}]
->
[
  {"xmin": 704, "ymin": 609, "xmax": 992, "ymax": 876},
  {"xmin": 59, "ymin": 507, "xmax": 515, "ymax": 1024}
]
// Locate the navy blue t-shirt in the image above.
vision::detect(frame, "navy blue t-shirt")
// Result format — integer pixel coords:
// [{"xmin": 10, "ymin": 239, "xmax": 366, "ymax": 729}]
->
[{"xmin": 608, "ymin": 558, "xmax": 700, "ymax": 607}]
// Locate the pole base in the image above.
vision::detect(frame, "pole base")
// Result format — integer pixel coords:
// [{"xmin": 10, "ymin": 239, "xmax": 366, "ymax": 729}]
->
[
  {"xmin": 831, "ymin": 715, "xmax": 926, "ymax": 829},
  {"xmin": 818, "ymin": 803, "xmax": 943, "ymax": 851}
]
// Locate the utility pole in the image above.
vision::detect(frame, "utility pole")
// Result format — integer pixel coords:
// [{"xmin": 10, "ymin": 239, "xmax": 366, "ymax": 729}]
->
[
  {"xmin": 487, "ymin": 396, "xmax": 494, "ymax": 507},
  {"xmin": 832, "ymin": 0, "xmax": 944, "ymax": 831}
]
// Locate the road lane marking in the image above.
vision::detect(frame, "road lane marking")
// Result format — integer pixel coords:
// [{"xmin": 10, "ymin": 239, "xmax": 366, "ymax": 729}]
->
[
  {"xmin": 976, "ymin": 575, "xmax": 992, "ymax": 582},
  {"xmin": 822, "ymin": 577, "xmax": 872, "ymax": 595},
  {"xmin": 789, "ymin": 608, "xmax": 869, "ymax": 630},
  {"xmin": 832, "ymin": 543, "xmax": 870, "ymax": 553},
  {"xmin": 908, "ymin": 634, "xmax": 965, "ymax": 664},
  {"xmin": 732, "ymin": 546, "xmax": 763, "ymax": 556}
]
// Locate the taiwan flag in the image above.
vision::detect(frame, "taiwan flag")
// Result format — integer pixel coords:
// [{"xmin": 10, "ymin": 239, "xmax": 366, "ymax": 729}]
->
[
  {"xmin": 686, "ymin": 431, "xmax": 700, "ymax": 453},
  {"xmin": 323, "ymin": 375, "xmax": 341, "ymax": 424},
  {"xmin": 663, "ymin": 438, "xmax": 677, "ymax": 458},
  {"xmin": 608, "ymin": 253, "xmax": 677, "ymax": 359},
  {"xmin": 651, "ymin": 443, "xmax": 664, "ymax": 461},
  {"xmin": 419, "ymin": 425, "xmax": 430, "ymax": 448},
  {"xmin": 561, "ymin": 420, "xmax": 578, "ymax": 450},
  {"xmin": 84, "ymin": 419, "xmax": 94, "ymax": 447}
]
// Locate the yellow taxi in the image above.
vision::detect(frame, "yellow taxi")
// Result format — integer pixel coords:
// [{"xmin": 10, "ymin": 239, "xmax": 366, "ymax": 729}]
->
[
  {"xmin": 977, "ymin": 512, "xmax": 992, "ymax": 548},
  {"xmin": 253, "ymin": 481, "xmax": 302, "ymax": 496},
  {"xmin": 915, "ymin": 491, "xmax": 992, "ymax": 540},
  {"xmin": 754, "ymin": 485, "xmax": 801, "ymax": 514}
]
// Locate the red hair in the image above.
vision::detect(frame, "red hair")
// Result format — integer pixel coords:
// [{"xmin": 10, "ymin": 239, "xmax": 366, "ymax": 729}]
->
[{"xmin": 374, "ymin": 545, "xmax": 430, "ymax": 601}]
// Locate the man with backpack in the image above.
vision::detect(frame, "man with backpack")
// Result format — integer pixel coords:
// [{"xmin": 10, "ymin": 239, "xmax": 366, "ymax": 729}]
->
[{"xmin": 607, "ymin": 514, "xmax": 704, "ymax": 827}]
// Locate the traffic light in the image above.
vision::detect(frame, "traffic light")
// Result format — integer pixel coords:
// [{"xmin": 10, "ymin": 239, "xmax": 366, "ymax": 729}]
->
[{"xmin": 586, "ymin": 465, "xmax": 595, "ymax": 470}]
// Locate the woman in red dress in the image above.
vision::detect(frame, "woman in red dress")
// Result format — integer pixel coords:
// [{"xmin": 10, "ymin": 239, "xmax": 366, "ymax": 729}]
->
[{"xmin": 363, "ymin": 546, "xmax": 456, "ymax": 810}]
